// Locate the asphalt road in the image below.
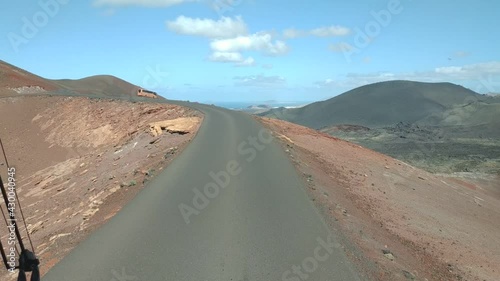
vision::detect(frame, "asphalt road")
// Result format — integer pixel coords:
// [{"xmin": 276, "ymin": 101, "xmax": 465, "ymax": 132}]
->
[{"xmin": 43, "ymin": 103, "xmax": 361, "ymax": 281}]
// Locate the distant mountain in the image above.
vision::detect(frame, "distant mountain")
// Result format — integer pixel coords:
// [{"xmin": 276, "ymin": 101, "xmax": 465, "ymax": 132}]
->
[
  {"xmin": 0, "ymin": 60, "xmax": 147, "ymax": 99},
  {"xmin": 247, "ymin": 104, "xmax": 271, "ymax": 109},
  {"xmin": 261, "ymin": 80, "xmax": 485, "ymax": 129}
]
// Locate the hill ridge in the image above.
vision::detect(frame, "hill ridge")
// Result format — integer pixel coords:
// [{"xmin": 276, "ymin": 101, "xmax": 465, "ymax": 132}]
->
[
  {"xmin": 0, "ymin": 60, "xmax": 143, "ymax": 99},
  {"xmin": 261, "ymin": 80, "xmax": 486, "ymax": 129}
]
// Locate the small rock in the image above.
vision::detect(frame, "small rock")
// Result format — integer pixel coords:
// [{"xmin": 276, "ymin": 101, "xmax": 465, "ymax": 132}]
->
[
  {"xmin": 27, "ymin": 221, "xmax": 44, "ymax": 234},
  {"xmin": 402, "ymin": 270, "xmax": 416, "ymax": 280},
  {"xmin": 382, "ymin": 249, "xmax": 395, "ymax": 260},
  {"xmin": 418, "ymin": 176, "xmax": 427, "ymax": 180},
  {"xmin": 49, "ymin": 233, "xmax": 71, "ymax": 242},
  {"xmin": 447, "ymin": 263, "xmax": 454, "ymax": 272},
  {"xmin": 82, "ymin": 208, "xmax": 98, "ymax": 220},
  {"xmin": 384, "ymin": 253, "xmax": 395, "ymax": 261},
  {"xmin": 90, "ymin": 200, "xmax": 102, "ymax": 209}
]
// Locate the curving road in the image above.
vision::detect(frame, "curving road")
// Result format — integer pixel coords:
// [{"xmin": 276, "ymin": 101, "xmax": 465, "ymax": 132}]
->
[{"xmin": 43, "ymin": 102, "xmax": 360, "ymax": 281}]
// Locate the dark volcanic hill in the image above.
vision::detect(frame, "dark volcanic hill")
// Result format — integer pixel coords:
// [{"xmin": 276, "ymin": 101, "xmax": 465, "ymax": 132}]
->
[
  {"xmin": 261, "ymin": 80, "xmax": 486, "ymax": 129},
  {"xmin": 261, "ymin": 80, "xmax": 500, "ymax": 174},
  {"xmin": 0, "ymin": 60, "xmax": 144, "ymax": 99}
]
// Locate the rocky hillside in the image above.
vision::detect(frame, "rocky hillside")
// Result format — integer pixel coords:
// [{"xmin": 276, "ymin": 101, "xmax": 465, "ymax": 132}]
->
[
  {"xmin": 0, "ymin": 95, "xmax": 201, "ymax": 280},
  {"xmin": 0, "ymin": 61, "xmax": 198, "ymax": 279},
  {"xmin": 260, "ymin": 116, "xmax": 500, "ymax": 281}
]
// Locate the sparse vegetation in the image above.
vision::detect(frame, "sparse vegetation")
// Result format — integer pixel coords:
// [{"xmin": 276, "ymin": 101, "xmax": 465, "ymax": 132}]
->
[{"xmin": 263, "ymin": 81, "xmax": 500, "ymax": 174}]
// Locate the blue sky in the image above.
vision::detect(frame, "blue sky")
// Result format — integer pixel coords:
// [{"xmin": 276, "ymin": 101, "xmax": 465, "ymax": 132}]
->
[{"xmin": 1, "ymin": 0, "xmax": 500, "ymax": 102}]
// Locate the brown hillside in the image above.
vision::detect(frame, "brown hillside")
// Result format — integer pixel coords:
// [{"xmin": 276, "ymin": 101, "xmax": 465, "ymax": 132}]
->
[{"xmin": 259, "ymin": 117, "xmax": 500, "ymax": 281}]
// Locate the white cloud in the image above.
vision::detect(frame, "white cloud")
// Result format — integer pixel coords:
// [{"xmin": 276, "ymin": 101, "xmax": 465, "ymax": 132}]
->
[
  {"xmin": 209, "ymin": 52, "xmax": 244, "ymax": 62},
  {"xmin": 208, "ymin": 0, "xmax": 244, "ymax": 14},
  {"xmin": 93, "ymin": 0, "xmax": 191, "ymax": 7},
  {"xmin": 235, "ymin": 57, "xmax": 255, "ymax": 67},
  {"xmin": 433, "ymin": 62, "xmax": 500, "ymax": 77},
  {"xmin": 234, "ymin": 75, "xmax": 286, "ymax": 87},
  {"xmin": 167, "ymin": 16, "xmax": 248, "ymax": 38},
  {"xmin": 283, "ymin": 28, "xmax": 305, "ymax": 39},
  {"xmin": 435, "ymin": 66, "xmax": 463, "ymax": 74},
  {"xmin": 310, "ymin": 25, "xmax": 351, "ymax": 37},
  {"xmin": 210, "ymin": 33, "xmax": 289, "ymax": 56},
  {"xmin": 208, "ymin": 52, "xmax": 255, "ymax": 67},
  {"xmin": 166, "ymin": 18, "xmax": 288, "ymax": 65},
  {"xmin": 316, "ymin": 61, "xmax": 500, "ymax": 93},
  {"xmin": 329, "ymin": 42, "xmax": 354, "ymax": 52},
  {"xmin": 283, "ymin": 25, "xmax": 351, "ymax": 39}
]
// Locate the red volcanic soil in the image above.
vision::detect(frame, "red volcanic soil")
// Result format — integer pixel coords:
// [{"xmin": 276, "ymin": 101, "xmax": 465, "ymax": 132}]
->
[
  {"xmin": 0, "ymin": 61, "xmax": 59, "ymax": 95},
  {"xmin": 0, "ymin": 96, "xmax": 202, "ymax": 280},
  {"xmin": 259, "ymin": 117, "xmax": 500, "ymax": 281}
]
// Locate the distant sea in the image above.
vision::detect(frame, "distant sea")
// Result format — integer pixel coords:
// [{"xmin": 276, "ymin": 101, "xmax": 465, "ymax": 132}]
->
[{"xmin": 214, "ymin": 101, "xmax": 310, "ymax": 110}]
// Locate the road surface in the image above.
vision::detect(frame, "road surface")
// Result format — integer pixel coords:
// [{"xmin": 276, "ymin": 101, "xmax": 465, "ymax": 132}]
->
[{"xmin": 43, "ymin": 103, "xmax": 361, "ymax": 281}]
